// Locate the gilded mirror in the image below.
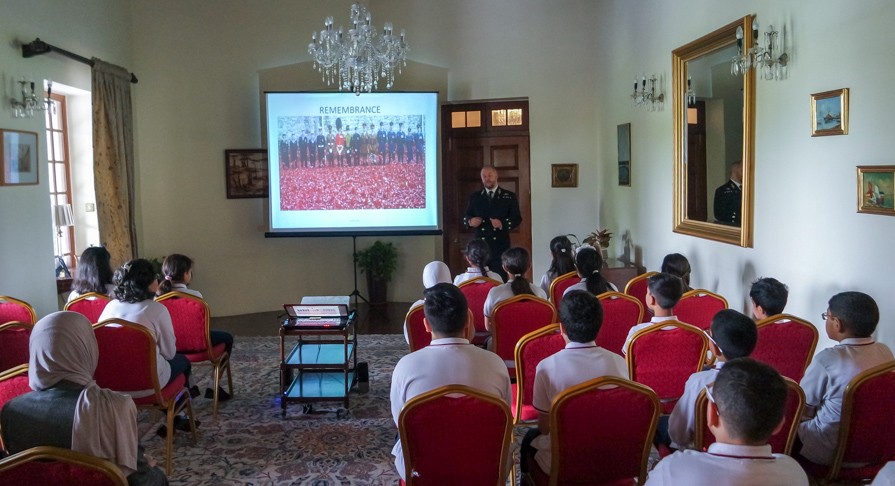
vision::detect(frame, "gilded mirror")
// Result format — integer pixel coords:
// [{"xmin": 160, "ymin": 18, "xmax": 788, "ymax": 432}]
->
[{"xmin": 672, "ymin": 16, "xmax": 755, "ymax": 247}]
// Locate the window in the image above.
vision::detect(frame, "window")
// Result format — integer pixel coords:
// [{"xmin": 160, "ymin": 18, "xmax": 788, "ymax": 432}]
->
[
  {"xmin": 491, "ymin": 108, "xmax": 523, "ymax": 127},
  {"xmin": 45, "ymin": 93, "xmax": 75, "ymax": 270},
  {"xmin": 450, "ymin": 110, "xmax": 482, "ymax": 128}
]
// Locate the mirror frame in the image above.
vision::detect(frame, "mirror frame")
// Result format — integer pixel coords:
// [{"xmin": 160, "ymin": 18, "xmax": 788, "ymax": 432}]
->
[{"xmin": 672, "ymin": 16, "xmax": 755, "ymax": 247}]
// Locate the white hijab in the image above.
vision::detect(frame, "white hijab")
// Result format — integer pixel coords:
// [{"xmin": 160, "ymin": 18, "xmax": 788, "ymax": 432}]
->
[
  {"xmin": 422, "ymin": 261, "xmax": 452, "ymax": 288},
  {"xmin": 29, "ymin": 311, "xmax": 138, "ymax": 474}
]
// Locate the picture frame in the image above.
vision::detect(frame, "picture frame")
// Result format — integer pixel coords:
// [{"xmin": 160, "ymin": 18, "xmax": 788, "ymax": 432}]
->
[
  {"xmin": 551, "ymin": 163, "xmax": 578, "ymax": 188},
  {"xmin": 811, "ymin": 88, "xmax": 849, "ymax": 137},
  {"xmin": 618, "ymin": 123, "xmax": 632, "ymax": 186},
  {"xmin": 225, "ymin": 149, "xmax": 269, "ymax": 198},
  {"xmin": 857, "ymin": 165, "xmax": 895, "ymax": 216},
  {"xmin": 0, "ymin": 129, "xmax": 39, "ymax": 186}
]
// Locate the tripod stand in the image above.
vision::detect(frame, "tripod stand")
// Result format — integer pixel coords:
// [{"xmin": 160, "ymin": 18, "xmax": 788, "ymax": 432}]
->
[{"xmin": 349, "ymin": 235, "xmax": 370, "ymax": 309}]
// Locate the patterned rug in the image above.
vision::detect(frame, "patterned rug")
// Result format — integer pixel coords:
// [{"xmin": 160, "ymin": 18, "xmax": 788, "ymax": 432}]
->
[{"xmin": 139, "ymin": 335, "xmax": 408, "ymax": 485}]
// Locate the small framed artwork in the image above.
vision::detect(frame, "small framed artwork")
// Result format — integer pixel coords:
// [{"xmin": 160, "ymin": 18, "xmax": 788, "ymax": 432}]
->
[
  {"xmin": 857, "ymin": 166, "xmax": 895, "ymax": 216},
  {"xmin": 618, "ymin": 123, "xmax": 632, "ymax": 186},
  {"xmin": 811, "ymin": 88, "xmax": 849, "ymax": 137},
  {"xmin": 225, "ymin": 149, "xmax": 269, "ymax": 198},
  {"xmin": 0, "ymin": 129, "xmax": 39, "ymax": 186},
  {"xmin": 551, "ymin": 164, "xmax": 578, "ymax": 188}
]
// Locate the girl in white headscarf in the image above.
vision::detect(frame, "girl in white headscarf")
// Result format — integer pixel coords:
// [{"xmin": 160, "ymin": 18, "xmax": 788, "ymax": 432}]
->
[{"xmin": 403, "ymin": 261, "xmax": 453, "ymax": 344}]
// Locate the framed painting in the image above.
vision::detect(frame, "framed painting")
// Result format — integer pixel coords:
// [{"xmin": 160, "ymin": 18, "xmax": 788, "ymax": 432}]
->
[
  {"xmin": 0, "ymin": 129, "xmax": 39, "ymax": 185},
  {"xmin": 618, "ymin": 123, "xmax": 631, "ymax": 186},
  {"xmin": 811, "ymin": 88, "xmax": 849, "ymax": 137},
  {"xmin": 225, "ymin": 149, "xmax": 269, "ymax": 198},
  {"xmin": 551, "ymin": 163, "xmax": 578, "ymax": 188},
  {"xmin": 857, "ymin": 166, "xmax": 895, "ymax": 216}
]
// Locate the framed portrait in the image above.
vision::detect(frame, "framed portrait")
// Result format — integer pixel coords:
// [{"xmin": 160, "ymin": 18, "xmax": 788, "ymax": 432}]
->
[
  {"xmin": 225, "ymin": 149, "xmax": 269, "ymax": 198},
  {"xmin": 618, "ymin": 123, "xmax": 631, "ymax": 186},
  {"xmin": 811, "ymin": 88, "xmax": 849, "ymax": 137},
  {"xmin": 857, "ymin": 166, "xmax": 895, "ymax": 216},
  {"xmin": 551, "ymin": 163, "xmax": 578, "ymax": 188},
  {"xmin": 0, "ymin": 129, "xmax": 39, "ymax": 186}
]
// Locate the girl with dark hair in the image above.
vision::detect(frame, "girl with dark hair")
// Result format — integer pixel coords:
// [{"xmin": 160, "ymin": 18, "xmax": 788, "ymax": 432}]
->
[
  {"xmin": 453, "ymin": 239, "xmax": 503, "ymax": 285},
  {"xmin": 538, "ymin": 235, "xmax": 576, "ymax": 293},
  {"xmin": 563, "ymin": 246, "xmax": 617, "ymax": 297},
  {"xmin": 67, "ymin": 246, "xmax": 115, "ymax": 302},
  {"xmin": 661, "ymin": 253, "xmax": 693, "ymax": 292},
  {"xmin": 483, "ymin": 247, "xmax": 547, "ymax": 335}
]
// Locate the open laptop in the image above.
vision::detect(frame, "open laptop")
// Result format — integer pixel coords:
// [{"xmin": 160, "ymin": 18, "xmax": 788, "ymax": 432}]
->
[{"xmin": 282, "ymin": 303, "xmax": 350, "ymax": 329}]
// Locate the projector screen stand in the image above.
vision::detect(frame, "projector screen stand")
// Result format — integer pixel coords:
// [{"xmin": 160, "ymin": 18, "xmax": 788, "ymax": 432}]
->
[{"xmin": 349, "ymin": 235, "xmax": 369, "ymax": 309}]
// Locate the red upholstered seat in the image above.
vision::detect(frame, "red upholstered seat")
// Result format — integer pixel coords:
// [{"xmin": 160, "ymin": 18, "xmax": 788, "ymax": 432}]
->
[
  {"xmin": 513, "ymin": 324, "xmax": 564, "ymax": 425},
  {"xmin": 398, "ymin": 385, "xmax": 512, "ymax": 485},
  {"xmin": 0, "ymin": 296, "xmax": 36, "ymax": 326},
  {"xmin": 752, "ymin": 314, "xmax": 819, "ymax": 382},
  {"xmin": 798, "ymin": 360, "xmax": 895, "ymax": 482},
  {"xmin": 404, "ymin": 304, "xmax": 430, "ymax": 352},
  {"xmin": 626, "ymin": 321, "xmax": 708, "ymax": 414},
  {"xmin": 63, "ymin": 292, "xmax": 111, "ymax": 324},
  {"xmin": 0, "ymin": 446, "xmax": 128, "ymax": 485},
  {"xmin": 0, "ymin": 364, "xmax": 31, "ymax": 452},
  {"xmin": 674, "ymin": 289, "xmax": 728, "ymax": 330},
  {"xmin": 622, "ymin": 272, "xmax": 657, "ymax": 317},
  {"xmin": 0, "ymin": 322, "xmax": 31, "ymax": 373},
  {"xmin": 526, "ymin": 377, "xmax": 659, "ymax": 485},
  {"xmin": 597, "ymin": 292, "xmax": 645, "ymax": 356},
  {"xmin": 548, "ymin": 271, "xmax": 580, "ymax": 304},
  {"xmin": 491, "ymin": 295, "xmax": 557, "ymax": 375},
  {"xmin": 458, "ymin": 277, "xmax": 500, "ymax": 346}
]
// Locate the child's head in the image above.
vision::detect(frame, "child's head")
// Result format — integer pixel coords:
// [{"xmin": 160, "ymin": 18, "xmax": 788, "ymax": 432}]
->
[
  {"xmin": 827, "ymin": 291, "xmax": 879, "ymax": 339},
  {"xmin": 711, "ymin": 358, "xmax": 787, "ymax": 445},
  {"xmin": 113, "ymin": 259, "xmax": 158, "ymax": 303},
  {"xmin": 72, "ymin": 246, "xmax": 113, "ymax": 294},
  {"xmin": 749, "ymin": 277, "xmax": 789, "ymax": 320},
  {"xmin": 661, "ymin": 253, "xmax": 691, "ymax": 287},
  {"xmin": 501, "ymin": 247, "xmax": 531, "ymax": 277},
  {"xmin": 559, "ymin": 290, "xmax": 603, "ymax": 343},
  {"xmin": 464, "ymin": 239, "xmax": 491, "ymax": 274},
  {"xmin": 547, "ymin": 235, "xmax": 575, "ymax": 276},
  {"xmin": 646, "ymin": 273, "xmax": 684, "ymax": 310},
  {"xmin": 423, "ymin": 283, "xmax": 469, "ymax": 337},
  {"xmin": 159, "ymin": 254, "xmax": 194, "ymax": 295},
  {"xmin": 575, "ymin": 246, "xmax": 603, "ymax": 277},
  {"xmin": 421, "ymin": 261, "xmax": 451, "ymax": 289},
  {"xmin": 710, "ymin": 309, "xmax": 757, "ymax": 360}
]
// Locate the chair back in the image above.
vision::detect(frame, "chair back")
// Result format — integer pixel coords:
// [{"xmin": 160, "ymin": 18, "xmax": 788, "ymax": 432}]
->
[
  {"xmin": 63, "ymin": 292, "xmax": 111, "ymax": 324},
  {"xmin": 513, "ymin": 324, "xmax": 564, "ymax": 424},
  {"xmin": 491, "ymin": 295, "xmax": 557, "ymax": 364},
  {"xmin": 458, "ymin": 277, "xmax": 501, "ymax": 334},
  {"xmin": 674, "ymin": 289, "xmax": 728, "ymax": 330},
  {"xmin": 404, "ymin": 304, "xmax": 430, "ymax": 352},
  {"xmin": 548, "ymin": 271, "xmax": 580, "ymax": 304},
  {"xmin": 549, "ymin": 377, "xmax": 659, "ymax": 485},
  {"xmin": 0, "ymin": 296, "xmax": 36, "ymax": 326},
  {"xmin": 155, "ymin": 291, "xmax": 212, "ymax": 354},
  {"xmin": 398, "ymin": 385, "xmax": 512, "ymax": 485},
  {"xmin": 0, "ymin": 446, "xmax": 127, "ymax": 486},
  {"xmin": 597, "ymin": 292, "xmax": 645, "ymax": 356},
  {"xmin": 0, "ymin": 364, "xmax": 31, "ymax": 452},
  {"xmin": 0, "ymin": 322, "xmax": 31, "ymax": 373},
  {"xmin": 753, "ymin": 314, "xmax": 819, "ymax": 382},
  {"xmin": 93, "ymin": 319, "xmax": 162, "ymax": 398},
  {"xmin": 623, "ymin": 272, "xmax": 657, "ymax": 315},
  {"xmin": 626, "ymin": 321, "xmax": 708, "ymax": 414}
]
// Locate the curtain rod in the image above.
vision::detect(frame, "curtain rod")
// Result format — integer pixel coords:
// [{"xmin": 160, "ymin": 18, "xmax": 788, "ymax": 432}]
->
[{"xmin": 21, "ymin": 38, "xmax": 138, "ymax": 84}]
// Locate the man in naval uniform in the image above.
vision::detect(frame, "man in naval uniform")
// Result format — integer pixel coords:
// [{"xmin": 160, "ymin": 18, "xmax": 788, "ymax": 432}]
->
[
  {"xmin": 713, "ymin": 160, "xmax": 742, "ymax": 226},
  {"xmin": 463, "ymin": 166, "xmax": 522, "ymax": 281}
]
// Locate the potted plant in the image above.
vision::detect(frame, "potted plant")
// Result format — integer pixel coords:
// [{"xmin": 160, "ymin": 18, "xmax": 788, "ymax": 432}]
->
[
  {"xmin": 583, "ymin": 229, "xmax": 612, "ymax": 261},
  {"xmin": 355, "ymin": 240, "xmax": 399, "ymax": 304}
]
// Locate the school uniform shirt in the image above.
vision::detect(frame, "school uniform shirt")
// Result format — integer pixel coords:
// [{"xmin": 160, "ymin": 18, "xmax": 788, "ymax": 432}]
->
[
  {"xmin": 871, "ymin": 461, "xmax": 895, "ymax": 485},
  {"xmin": 668, "ymin": 362, "xmax": 724, "ymax": 450},
  {"xmin": 530, "ymin": 341, "xmax": 628, "ymax": 473},
  {"xmin": 483, "ymin": 281, "xmax": 548, "ymax": 318},
  {"xmin": 453, "ymin": 268, "xmax": 503, "ymax": 286},
  {"xmin": 389, "ymin": 337, "xmax": 511, "ymax": 480},
  {"xmin": 168, "ymin": 283, "xmax": 203, "ymax": 298},
  {"xmin": 561, "ymin": 278, "xmax": 619, "ymax": 297},
  {"xmin": 621, "ymin": 315, "xmax": 680, "ymax": 355},
  {"xmin": 645, "ymin": 442, "xmax": 809, "ymax": 485},
  {"xmin": 798, "ymin": 337, "xmax": 894, "ymax": 465}
]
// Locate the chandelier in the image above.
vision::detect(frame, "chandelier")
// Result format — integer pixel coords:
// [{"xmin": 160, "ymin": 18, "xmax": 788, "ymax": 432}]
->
[
  {"xmin": 730, "ymin": 20, "xmax": 789, "ymax": 80},
  {"xmin": 308, "ymin": 4, "xmax": 409, "ymax": 95}
]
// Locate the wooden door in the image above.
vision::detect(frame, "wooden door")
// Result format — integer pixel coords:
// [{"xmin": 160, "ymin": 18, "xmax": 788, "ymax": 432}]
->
[{"xmin": 442, "ymin": 100, "xmax": 532, "ymax": 279}]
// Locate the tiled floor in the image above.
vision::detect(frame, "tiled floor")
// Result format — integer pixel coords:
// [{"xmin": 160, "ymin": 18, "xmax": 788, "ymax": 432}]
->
[{"xmin": 210, "ymin": 301, "xmax": 410, "ymax": 337}]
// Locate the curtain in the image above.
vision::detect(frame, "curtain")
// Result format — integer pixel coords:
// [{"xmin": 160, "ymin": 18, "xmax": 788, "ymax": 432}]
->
[{"xmin": 91, "ymin": 59, "xmax": 137, "ymax": 267}]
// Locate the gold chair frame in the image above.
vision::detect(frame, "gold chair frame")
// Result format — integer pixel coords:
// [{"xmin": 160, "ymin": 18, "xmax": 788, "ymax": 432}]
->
[{"xmin": 0, "ymin": 445, "xmax": 128, "ymax": 485}]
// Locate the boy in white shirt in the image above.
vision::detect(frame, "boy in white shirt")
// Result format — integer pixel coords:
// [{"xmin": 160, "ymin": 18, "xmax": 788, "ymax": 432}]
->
[{"xmin": 622, "ymin": 273, "xmax": 685, "ymax": 355}]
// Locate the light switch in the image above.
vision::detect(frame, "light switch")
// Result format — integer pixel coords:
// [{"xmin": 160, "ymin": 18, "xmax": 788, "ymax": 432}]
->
[{"xmin": 86, "ymin": 203, "xmax": 95, "ymax": 212}]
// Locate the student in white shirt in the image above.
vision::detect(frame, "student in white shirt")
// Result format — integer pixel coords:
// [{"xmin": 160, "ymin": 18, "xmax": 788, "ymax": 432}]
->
[
  {"xmin": 67, "ymin": 246, "xmax": 116, "ymax": 302},
  {"xmin": 621, "ymin": 272, "xmax": 685, "ymax": 355},
  {"xmin": 537, "ymin": 235, "xmax": 575, "ymax": 293},
  {"xmin": 483, "ymin": 247, "xmax": 548, "ymax": 335},
  {"xmin": 561, "ymin": 245, "xmax": 617, "ymax": 298},
  {"xmin": 749, "ymin": 277, "xmax": 788, "ymax": 321},
  {"xmin": 453, "ymin": 238, "xmax": 502, "ymax": 285}
]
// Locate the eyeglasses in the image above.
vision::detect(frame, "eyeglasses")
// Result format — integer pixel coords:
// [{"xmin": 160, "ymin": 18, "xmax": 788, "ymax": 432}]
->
[
  {"xmin": 822, "ymin": 311, "xmax": 834, "ymax": 321},
  {"xmin": 704, "ymin": 330, "xmax": 723, "ymax": 355},
  {"xmin": 704, "ymin": 384, "xmax": 717, "ymax": 406}
]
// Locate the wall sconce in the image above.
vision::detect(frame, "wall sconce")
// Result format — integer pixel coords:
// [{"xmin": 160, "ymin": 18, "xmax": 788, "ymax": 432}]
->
[
  {"xmin": 632, "ymin": 74, "xmax": 664, "ymax": 111},
  {"xmin": 731, "ymin": 20, "xmax": 788, "ymax": 80},
  {"xmin": 10, "ymin": 77, "xmax": 52, "ymax": 118}
]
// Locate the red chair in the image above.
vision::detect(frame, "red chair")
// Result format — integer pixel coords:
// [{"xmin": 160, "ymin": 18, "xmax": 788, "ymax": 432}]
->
[
  {"xmin": 526, "ymin": 377, "xmax": 660, "ymax": 486},
  {"xmin": 622, "ymin": 272, "xmax": 657, "ymax": 316},
  {"xmin": 0, "ymin": 296, "xmax": 36, "ymax": 326},
  {"xmin": 458, "ymin": 276, "xmax": 501, "ymax": 346},
  {"xmin": 674, "ymin": 289, "xmax": 728, "ymax": 330},
  {"xmin": 548, "ymin": 271, "xmax": 580, "ymax": 304},
  {"xmin": 0, "ymin": 446, "xmax": 127, "ymax": 485},
  {"xmin": 93, "ymin": 319, "xmax": 197, "ymax": 474},
  {"xmin": 799, "ymin": 360, "xmax": 895, "ymax": 482},
  {"xmin": 398, "ymin": 385, "xmax": 513, "ymax": 485},
  {"xmin": 491, "ymin": 295, "xmax": 557, "ymax": 375},
  {"xmin": 752, "ymin": 314, "xmax": 819, "ymax": 382},
  {"xmin": 626, "ymin": 321, "xmax": 708, "ymax": 414},
  {"xmin": 0, "ymin": 322, "xmax": 32, "ymax": 372},
  {"xmin": 693, "ymin": 377, "xmax": 805, "ymax": 454},
  {"xmin": 0, "ymin": 364, "xmax": 31, "ymax": 452},
  {"xmin": 63, "ymin": 292, "xmax": 111, "ymax": 324},
  {"xmin": 156, "ymin": 291, "xmax": 233, "ymax": 416},
  {"xmin": 405, "ymin": 304, "xmax": 475, "ymax": 352},
  {"xmin": 597, "ymin": 292, "xmax": 645, "ymax": 356},
  {"xmin": 512, "ymin": 324, "xmax": 564, "ymax": 426}
]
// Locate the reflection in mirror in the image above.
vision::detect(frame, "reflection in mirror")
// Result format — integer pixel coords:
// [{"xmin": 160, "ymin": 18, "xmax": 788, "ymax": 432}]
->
[{"xmin": 673, "ymin": 16, "xmax": 755, "ymax": 247}]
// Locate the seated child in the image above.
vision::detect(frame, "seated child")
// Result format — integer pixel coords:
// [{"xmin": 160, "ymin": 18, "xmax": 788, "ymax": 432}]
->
[
  {"xmin": 67, "ymin": 246, "xmax": 115, "ymax": 302},
  {"xmin": 562, "ymin": 246, "xmax": 617, "ymax": 297},
  {"xmin": 483, "ymin": 247, "xmax": 547, "ymax": 334},
  {"xmin": 798, "ymin": 291, "xmax": 895, "ymax": 466},
  {"xmin": 749, "ymin": 277, "xmax": 789, "ymax": 321},
  {"xmin": 661, "ymin": 253, "xmax": 693, "ymax": 293},
  {"xmin": 522, "ymin": 290, "xmax": 628, "ymax": 474},
  {"xmin": 621, "ymin": 273, "xmax": 685, "ymax": 355},
  {"xmin": 668, "ymin": 309, "xmax": 757, "ymax": 450},
  {"xmin": 404, "ymin": 260, "xmax": 453, "ymax": 344},
  {"xmin": 538, "ymin": 235, "xmax": 576, "ymax": 293},
  {"xmin": 453, "ymin": 239, "xmax": 503, "ymax": 285},
  {"xmin": 646, "ymin": 358, "xmax": 809, "ymax": 485}
]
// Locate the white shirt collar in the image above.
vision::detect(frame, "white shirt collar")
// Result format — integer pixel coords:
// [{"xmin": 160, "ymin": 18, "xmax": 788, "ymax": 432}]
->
[
  {"xmin": 651, "ymin": 315, "xmax": 678, "ymax": 323},
  {"xmin": 565, "ymin": 341, "xmax": 597, "ymax": 349},
  {"xmin": 838, "ymin": 337, "xmax": 876, "ymax": 346},
  {"xmin": 429, "ymin": 337, "xmax": 470, "ymax": 346},
  {"xmin": 706, "ymin": 442, "xmax": 774, "ymax": 459}
]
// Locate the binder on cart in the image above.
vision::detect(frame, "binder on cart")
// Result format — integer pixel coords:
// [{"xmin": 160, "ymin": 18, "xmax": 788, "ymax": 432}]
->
[{"xmin": 283, "ymin": 303, "xmax": 351, "ymax": 329}]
